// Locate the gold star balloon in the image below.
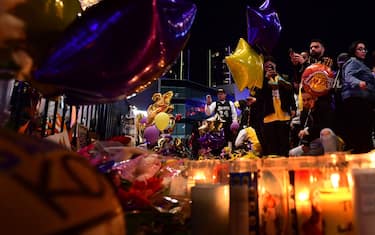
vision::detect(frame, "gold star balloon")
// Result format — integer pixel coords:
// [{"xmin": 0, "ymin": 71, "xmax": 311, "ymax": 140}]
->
[{"xmin": 225, "ymin": 38, "xmax": 263, "ymax": 93}]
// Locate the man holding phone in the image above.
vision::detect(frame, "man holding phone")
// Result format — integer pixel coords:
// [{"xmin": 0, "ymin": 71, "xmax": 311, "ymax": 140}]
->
[{"xmin": 289, "ymin": 39, "xmax": 333, "ymax": 94}]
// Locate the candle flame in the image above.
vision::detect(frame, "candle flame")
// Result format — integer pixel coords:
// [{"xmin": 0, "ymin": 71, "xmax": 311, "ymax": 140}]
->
[
  {"xmin": 309, "ymin": 174, "xmax": 317, "ymax": 183},
  {"xmin": 297, "ymin": 190, "xmax": 310, "ymax": 202},
  {"xmin": 223, "ymin": 185, "xmax": 229, "ymax": 200},
  {"xmin": 193, "ymin": 171, "xmax": 206, "ymax": 182},
  {"xmin": 260, "ymin": 186, "xmax": 266, "ymax": 195},
  {"xmin": 330, "ymin": 173, "xmax": 340, "ymax": 189},
  {"xmin": 347, "ymin": 172, "xmax": 353, "ymax": 188},
  {"xmin": 369, "ymin": 153, "xmax": 375, "ymax": 168},
  {"xmin": 251, "ymin": 172, "xmax": 255, "ymax": 180}
]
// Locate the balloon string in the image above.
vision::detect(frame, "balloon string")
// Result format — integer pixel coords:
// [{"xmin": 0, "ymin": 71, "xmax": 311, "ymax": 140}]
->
[{"xmin": 298, "ymin": 82, "xmax": 303, "ymax": 112}]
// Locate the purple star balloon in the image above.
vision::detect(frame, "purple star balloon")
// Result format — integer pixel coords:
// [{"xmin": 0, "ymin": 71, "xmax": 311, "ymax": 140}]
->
[{"xmin": 246, "ymin": 0, "xmax": 281, "ymax": 54}]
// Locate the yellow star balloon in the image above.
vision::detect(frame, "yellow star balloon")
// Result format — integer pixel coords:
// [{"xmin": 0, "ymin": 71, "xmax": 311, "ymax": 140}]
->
[{"xmin": 225, "ymin": 38, "xmax": 263, "ymax": 93}]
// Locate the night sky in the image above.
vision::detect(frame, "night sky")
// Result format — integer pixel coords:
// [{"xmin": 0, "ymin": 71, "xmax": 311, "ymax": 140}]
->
[{"xmin": 185, "ymin": 0, "xmax": 374, "ymax": 84}]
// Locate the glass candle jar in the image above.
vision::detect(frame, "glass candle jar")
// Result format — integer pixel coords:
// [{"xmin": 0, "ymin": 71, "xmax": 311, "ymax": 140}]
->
[
  {"xmin": 259, "ymin": 157, "xmax": 290, "ymax": 235},
  {"xmin": 185, "ymin": 159, "xmax": 218, "ymax": 196},
  {"xmin": 229, "ymin": 158, "xmax": 259, "ymax": 235},
  {"xmin": 317, "ymin": 154, "xmax": 353, "ymax": 235},
  {"xmin": 292, "ymin": 154, "xmax": 353, "ymax": 235},
  {"xmin": 347, "ymin": 151, "xmax": 375, "ymax": 235}
]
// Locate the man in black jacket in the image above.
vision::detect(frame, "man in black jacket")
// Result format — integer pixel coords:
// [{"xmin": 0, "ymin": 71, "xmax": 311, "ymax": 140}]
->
[
  {"xmin": 257, "ymin": 56, "xmax": 296, "ymax": 156},
  {"xmin": 289, "ymin": 89, "xmax": 338, "ymax": 156}
]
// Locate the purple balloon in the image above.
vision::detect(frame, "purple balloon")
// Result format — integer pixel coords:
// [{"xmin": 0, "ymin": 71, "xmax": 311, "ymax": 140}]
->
[
  {"xmin": 246, "ymin": 0, "xmax": 281, "ymax": 53},
  {"xmin": 144, "ymin": 125, "xmax": 160, "ymax": 145},
  {"xmin": 33, "ymin": 0, "xmax": 197, "ymax": 104},
  {"xmin": 230, "ymin": 122, "xmax": 240, "ymax": 132},
  {"xmin": 140, "ymin": 116, "xmax": 148, "ymax": 124}
]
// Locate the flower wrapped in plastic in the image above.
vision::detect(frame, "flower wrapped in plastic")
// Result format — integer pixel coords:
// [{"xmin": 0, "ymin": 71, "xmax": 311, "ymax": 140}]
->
[
  {"xmin": 108, "ymin": 154, "xmax": 191, "ymax": 234},
  {"xmin": 77, "ymin": 136, "xmax": 148, "ymax": 172}
]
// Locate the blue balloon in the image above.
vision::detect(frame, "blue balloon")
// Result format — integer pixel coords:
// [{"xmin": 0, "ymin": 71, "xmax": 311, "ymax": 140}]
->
[
  {"xmin": 246, "ymin": 0, "xmax": 281, "ymax": 54},
  {"xmin": 33, "ymin": 0, "xmax": 197, "ymax": 104}
]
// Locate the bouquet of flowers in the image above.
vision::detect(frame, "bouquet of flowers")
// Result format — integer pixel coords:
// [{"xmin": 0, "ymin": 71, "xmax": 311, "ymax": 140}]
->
[
  {"xmin": 78, "ymin": 141, "xmax": 191, "ymax": 235},
  {"xmin": 109, "ymin": 154, "xmax": 191, "ymax": 235}
]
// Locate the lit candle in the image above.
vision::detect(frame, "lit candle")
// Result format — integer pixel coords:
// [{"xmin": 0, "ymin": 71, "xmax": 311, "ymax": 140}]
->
[
  {"xmin": 193, "ymin": 170, "xmax": 208, "ymax": 184},
  {"xmin": 319, "ymin": 173, "xmax": 354, "ymax": 235},
  {"xmin": 296, "ymin": 188, "xmax": 311, "ymax": 219},
  {"xmin": 319, "ymin": 188, "xmax": 353, "ymax": 234},
  {"xmin": 369, "ymin": 154, "xmax": 375, "ymax": 168},
  {"xmin": 187, "ymin": 170, "xmax": 208, "ymax": 196},
  {"xmin": 191, "ymin": 184, "xmax": 229, "ymax": 235},
  {"xmin": 292, "ymin": 169, "xmax": 319, "ymax": 235}
]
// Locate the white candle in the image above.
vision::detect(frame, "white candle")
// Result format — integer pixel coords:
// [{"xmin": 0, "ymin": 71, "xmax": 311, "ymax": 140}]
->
[
  {"xmin": 191, "ymin": 184, "xmax": 229, "ymax": 235},
  {"xmin": 352, "ymin": 168, "xmax": 375, "ymax": 235}
]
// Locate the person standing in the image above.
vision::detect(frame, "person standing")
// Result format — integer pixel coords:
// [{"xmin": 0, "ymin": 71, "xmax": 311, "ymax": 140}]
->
[
  {"xmin": 257, "ymin": 56, "xmax": 296, "ymax": 156},
  {"xmin": 341, "ymin": 40, "xmax": 375, "ymax": 153},
  {"xmin": 289, "ymin": 38, "xmax": 333, "ymax": 94},
  {"xmin": 205, "ymin": 88, "xmax": 238, "ymax": 148},
  {"xmin": 289, "ymin": 38, "xmax": 335, "ymax": 136}
]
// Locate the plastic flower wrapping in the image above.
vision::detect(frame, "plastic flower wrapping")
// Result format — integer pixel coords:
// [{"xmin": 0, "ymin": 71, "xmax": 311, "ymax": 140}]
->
[{"xmin": 77, "ymin": 137, "xmax": 193, "ymax": 234}]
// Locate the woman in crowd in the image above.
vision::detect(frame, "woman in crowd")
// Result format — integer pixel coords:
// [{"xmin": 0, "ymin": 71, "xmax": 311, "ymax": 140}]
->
[{"xmin": 341, "ymin": 40, "xmax": 375, "ymax": 153}]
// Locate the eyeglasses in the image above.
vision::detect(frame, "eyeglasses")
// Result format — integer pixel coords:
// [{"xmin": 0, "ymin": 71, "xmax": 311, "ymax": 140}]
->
[
  {"xmin": 264, "ymin": 64, "xmax": 275, "ymax": 70},
  {"xmin": 356, "ymin": 47, "xmax": 368, "ymax": 52}
]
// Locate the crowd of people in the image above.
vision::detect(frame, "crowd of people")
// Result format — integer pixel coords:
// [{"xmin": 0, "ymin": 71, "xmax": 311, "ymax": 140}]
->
[{"xmin": 195, "ymin": 39, "xmax": 375, "ymax": 158}]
